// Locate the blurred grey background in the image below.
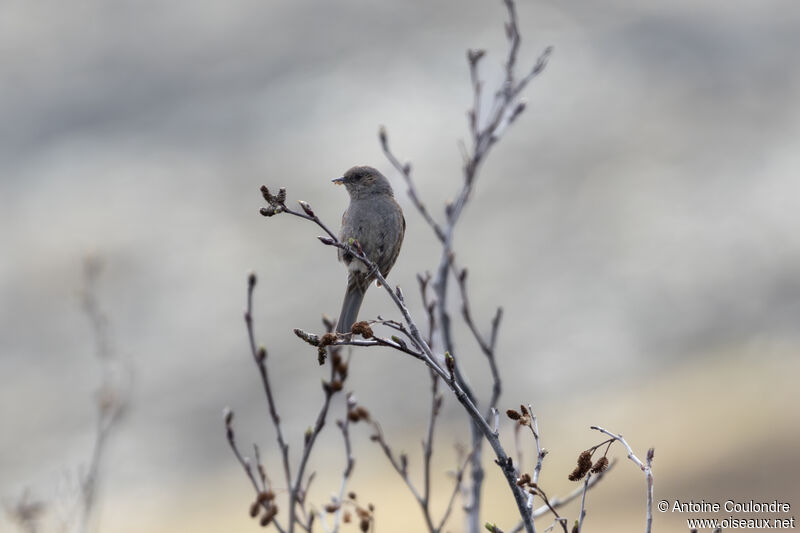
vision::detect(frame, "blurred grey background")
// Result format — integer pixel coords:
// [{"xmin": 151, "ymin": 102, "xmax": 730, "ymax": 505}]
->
[{"xmin": 2, "ymin": 0, "xmax": 799, "ymax": 531}]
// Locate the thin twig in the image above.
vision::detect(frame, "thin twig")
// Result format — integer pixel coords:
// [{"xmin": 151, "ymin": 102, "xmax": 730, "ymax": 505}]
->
[
  {"xmin": 590, "ymin": 426, "xmax": 654, "ymax": 533},
  {"xmin": 369, "ymin": 420, "xmax": 433, "ymax": 531},
  {"xmin": 379, "ymin": 127, "xmax": 446, "ymax": 243},
  {"xmin": 525, "ymin": 403, "xmax": 545, "ymax": 527},
  {"xmin": 314, "ymin": 335, "xmax": 426, "ymax": 361},
  {"xmin": 417, "ymin": 272, "xmax": 436, "ymax": 350},
  {"xmin": 454, "ymin": 264, "xmax": 504, "ymax": 421},
  {"xmin": 290, "ymin": 374, "xmax": 337, "ymax": 531},
  {"xmin": 576, "ymin": 472, "xmax": 592, "ymax": 532},
  {"xmin": 225, "ymin": 411, "xmax": 287, "ymax": 533},
  {"xmin": 78, "ymin": 257, "xmax": 130, "ymax": 533},
  {"xmin": 529, "ymin": 406, "xmax": 544, "ymax": 486},
  {"xmin": 541, "ymin": 518, "xmax": 568, "ymax": 533},
  {"xmin": 235, "ymin": 272, "xmax": 350, "ymax": 532},
  {"xmin": 367, "ymin": 414, "xmax": 472, "ymax": 533},
  {"xmin": 436, "ymin": 450, "xmax": 474, "ymax": 532},
  {"xmin": 423, "ymin": 372, "xmax": 441, "ymax": 514},
  {"xmin": 244, "ymin": 273, "xmax": 292, "ymax": 497},
  {"xmin": 330, "ymin": 404, "xmax": 355, "ymax": 533}
]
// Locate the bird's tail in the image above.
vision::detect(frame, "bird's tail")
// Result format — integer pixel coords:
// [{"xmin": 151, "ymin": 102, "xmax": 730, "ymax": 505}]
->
[{"xmin": 336, "ymin": 275, "xmax": 367, "ymax": 334}]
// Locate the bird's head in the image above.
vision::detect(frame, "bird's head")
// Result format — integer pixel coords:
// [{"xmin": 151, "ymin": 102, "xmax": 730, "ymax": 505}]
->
[{"xmin": 332, "ymin": 166, "xmax": 394, "ymax": 199}]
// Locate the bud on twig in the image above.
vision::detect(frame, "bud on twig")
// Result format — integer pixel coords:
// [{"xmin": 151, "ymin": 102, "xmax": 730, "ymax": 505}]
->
[
  {"xmin": 378, "ymin": 125, "xmax": 388, "ymax": 149},
  {"xmin": 445, "ymin": 351, "xmax": 455, "ymax": 380},
  {"xmin": 298, "ymin": 200, "xmax": 315, "ymax": 217},
  {"xmin": 468, "ymin": 49, "xmax": 486, "ymax": 65},
  {"xmin": 391, "ymin": 335, "xmax": 407, "ymax": 349},
  {"xmin": 294, "ymin": 328, "xmax": 321, "ymax": 346},
  {"xmin": 322, "ymin": 314, "xmax": 336, "ymax": 332},
  {"xmin": 508, "ymin": 99, "xmax": 527, "ymax": 124}
]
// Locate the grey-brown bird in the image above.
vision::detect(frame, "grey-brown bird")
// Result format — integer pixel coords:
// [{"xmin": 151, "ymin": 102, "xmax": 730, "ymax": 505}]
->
[{"xmin": 332, "ymin": 166, "xmax": 405, "ymax": 334}]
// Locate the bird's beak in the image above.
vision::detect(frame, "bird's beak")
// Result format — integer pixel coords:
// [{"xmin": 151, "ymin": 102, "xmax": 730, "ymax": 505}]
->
[{"xmin": 332, "ymin": 177, "xmax": 345, "ymax": 185}]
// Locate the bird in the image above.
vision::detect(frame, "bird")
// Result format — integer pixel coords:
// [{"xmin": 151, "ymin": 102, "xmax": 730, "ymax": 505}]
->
[{"xmin": 332, "ymin": 166, "xmax": 405, "ymax": 334}]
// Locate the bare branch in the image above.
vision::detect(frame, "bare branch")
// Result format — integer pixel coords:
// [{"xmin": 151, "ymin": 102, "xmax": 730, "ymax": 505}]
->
[
  {"xmin": 590, "ymin": 426, "xmax": 654, "ymax": 533},
  {"xmin": 420, "ymin": 4, "xmax": 551, "ymax": 531},
  {"xmin": 576, "ymin": 472, "xmax": 591, "ymax": 533},
  {"xmin": 436, "ymin": 449, "xmax": 474, "ymax": 532},
  {"xmin": 225, "ymin": 409, "xmax": 286, "ymax": 533},
  {"xmin": 417, "ymin": 272, "xmax": 436, "ymax": 348},
  {"xmin": 244, "ymin": 272, "xmax": 292, "ymax": 495},
  {"xmin": 423, "ymin": 372, "xmax": 441, "ymax": 511},
  {"xmin": 368, "ymin": 420, "xmax": 431, "ymax": 529},
  {"xmin": 454, "ymin": 265, "xmax": 504, "ymax": 420},
  {"xmin": 366, "ymin": 411, "xmax": 472, "ymax": 533},
  {"xmin": 289, "ymin": 373, "xmax": 338, "ymax": 531},
  {"xmin": 294, "ymin": 330, "xmax": 426, "ymax": 361},
  {"xmin": 78, "ymin": 256, "xmax": 131, "ymax": 533},
  {"xmin": 329, "ymin": 406, "xmax": 355, "ymax": 533},
  {"xmin": 234, "ymin": 272, "xmax": 354, "ymax": 532},
  {"xmin": 379, "ymin": 127, "xmax": 446, "ymax": 243}
]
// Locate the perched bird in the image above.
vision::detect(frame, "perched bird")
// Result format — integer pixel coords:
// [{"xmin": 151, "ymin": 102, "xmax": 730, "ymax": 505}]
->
[{"xmin": 332, "ymin": 166, "xmax": 405, "ymax": 334}]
